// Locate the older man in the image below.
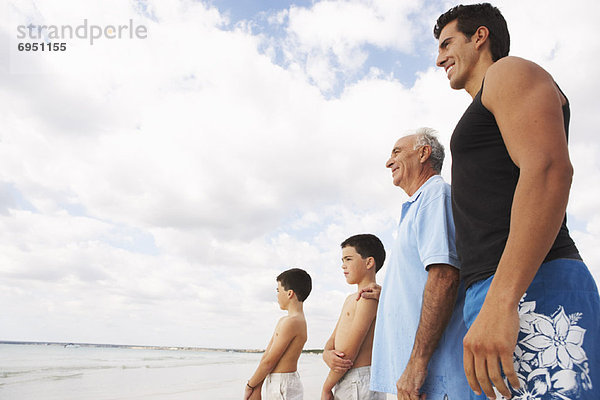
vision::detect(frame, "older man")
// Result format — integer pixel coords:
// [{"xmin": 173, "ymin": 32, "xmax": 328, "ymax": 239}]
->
[{"xmin": 366, "ymin": 128, "xmax": 470, "ymax": 400}]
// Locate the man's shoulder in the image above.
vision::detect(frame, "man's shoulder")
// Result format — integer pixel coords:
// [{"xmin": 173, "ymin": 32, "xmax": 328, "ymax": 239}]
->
[
  {"xmin": 485, "ymin": 56, "xmax": 553, "ymax": 93},
  {"xmin": 424, "ymin": 175, "xmax": 449, "ymax": 190},
  {"xmin": 488, "ymin": 56, "xmax": 543, "ymax": 74},
  {"xmin": 417, "ymin": 176, "xmax": 450, "ymax": 203}
]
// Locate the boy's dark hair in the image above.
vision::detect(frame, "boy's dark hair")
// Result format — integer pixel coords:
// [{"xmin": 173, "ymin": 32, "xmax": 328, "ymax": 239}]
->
[
  {"xmin": 277, "ymin": 268, "xmax": 312, "ymax": 302},
  {"xmin": 341, "ymin": 234, "xmax": 386, "ymax": 273},
  {"xmin": 433, "ymin": 3, "xmax": 509, "ymax": 62}
]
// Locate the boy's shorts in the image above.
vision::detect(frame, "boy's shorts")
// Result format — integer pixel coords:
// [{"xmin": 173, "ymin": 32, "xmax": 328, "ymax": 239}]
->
[
  {"xmin": 264, "ymin": 371, "xmax": 303, "ymax": 400},
  {"xmin": 334, "ymin": 366, "xmax": 386, "ymax": 400}
]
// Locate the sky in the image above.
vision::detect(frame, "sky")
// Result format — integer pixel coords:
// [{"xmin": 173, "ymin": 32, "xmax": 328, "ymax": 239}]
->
[{"xmin": 1, "ymin": 0, "xmax": 599, "ymax": 350}]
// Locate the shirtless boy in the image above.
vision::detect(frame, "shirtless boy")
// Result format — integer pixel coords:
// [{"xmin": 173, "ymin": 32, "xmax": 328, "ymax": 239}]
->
[
  {"xmin": 321, "ymin": 234, "xmax": 386, "ymax": 400},
  {"xmin": 244, "ymin": 268, "xmax": 312, "ymax": 400}
]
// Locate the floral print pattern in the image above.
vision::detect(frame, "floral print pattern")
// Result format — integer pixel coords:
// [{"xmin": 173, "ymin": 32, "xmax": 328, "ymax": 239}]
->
[{"xmin": 504, "ymin": 295, "xmax": 593, "ymax": 400}]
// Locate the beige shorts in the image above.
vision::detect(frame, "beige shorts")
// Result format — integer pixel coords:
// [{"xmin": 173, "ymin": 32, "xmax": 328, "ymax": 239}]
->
[
  {"xmin": 264, "ymin": 371, "xmax": 303, "ymax": 400},
  {"xmin": 334, "ymin": 366, "xmax": 386, "ymax": 400}
]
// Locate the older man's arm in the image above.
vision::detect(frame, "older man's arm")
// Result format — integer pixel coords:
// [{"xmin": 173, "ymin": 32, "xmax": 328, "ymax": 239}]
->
[{"xmin": 396, "ymin": 264, "xmax": 459, "ymax": 400}]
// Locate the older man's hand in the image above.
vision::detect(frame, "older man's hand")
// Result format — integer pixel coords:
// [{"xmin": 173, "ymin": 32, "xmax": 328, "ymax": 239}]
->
[
  {"xmin": 396, "ymin": 360, "xmax": 428, "ymax": 400},
  {"xmin": 356, "ymin": 282, "xmax": 381, "ymax": 301}
]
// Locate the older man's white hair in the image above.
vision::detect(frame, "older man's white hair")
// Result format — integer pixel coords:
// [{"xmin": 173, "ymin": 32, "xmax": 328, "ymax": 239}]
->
[{"xmin": 413, "ymin": 127, "xmax": 445, "ymax": 174}]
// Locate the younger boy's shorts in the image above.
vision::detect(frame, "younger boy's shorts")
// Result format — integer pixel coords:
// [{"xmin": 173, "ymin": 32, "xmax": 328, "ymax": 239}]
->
[
  {"xmin": 334, "ymin": 366, "xmax": 386, "ymax": 400},
  {"xmin": 264, "ymin": 371, "xmax": 303, "ymax": 400}
]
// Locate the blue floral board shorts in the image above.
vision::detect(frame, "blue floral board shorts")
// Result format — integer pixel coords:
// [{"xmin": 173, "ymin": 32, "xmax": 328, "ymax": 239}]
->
[{"xmin": 464, "ymin": 258, "xmax": 600, "ymax": 400}]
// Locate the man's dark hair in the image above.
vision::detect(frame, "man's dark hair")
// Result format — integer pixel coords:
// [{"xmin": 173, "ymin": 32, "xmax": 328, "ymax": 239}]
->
[
  {"xmin": 341, "ymin": 234, "xmax": 386, "ymax": 273},
  {"xmin": 434, "ymin": 3, "xmax": 509, "ymax": 62},
  {"xmin": 277, "ymin": 268, "xmax": 312, "ymax": 302}
]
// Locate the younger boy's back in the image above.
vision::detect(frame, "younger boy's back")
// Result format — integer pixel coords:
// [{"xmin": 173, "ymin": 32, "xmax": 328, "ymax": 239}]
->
[
  {"xmin": 271, "ymin": 313, "xmax": 307, "ymax": 374},
  {"xmin": 244, "ymin": 268, "xmax": 312, "ymax": 400}
]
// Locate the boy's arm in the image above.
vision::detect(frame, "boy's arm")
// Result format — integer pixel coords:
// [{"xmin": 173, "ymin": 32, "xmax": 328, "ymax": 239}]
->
[
  {"xmin": 246, "ymin": 382, "xmax": 263, "ymax": 400},
  {"xmin": 244, "ymin": 336, "xmax": 274, "ymax": 399},
  {"xmin": 247, "ymin": 318, "xmax": 298, "ymax": 388},
  {"xmin": 260, "ymin": 335, "xmax": 275, "ymax": 362},
  {"xmin": 247, "ymin": 334, "xmax": 275, "ymax": 397},
  {"xmin": 463, "ymin": 57, "xmax": 574, "ymax": 399},
  {"xmin": 321, "ymin": 298, "xmax": 378, "ymax": 394},
  {"xmin": 322, "ymin": 317, "xmax": 353, "ymax": 373}
]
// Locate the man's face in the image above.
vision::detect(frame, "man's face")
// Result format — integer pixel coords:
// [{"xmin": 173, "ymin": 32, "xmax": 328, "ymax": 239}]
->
[
  {"xmin": 436, "ymin": 19, "xmax": 477, "ymax": 90},
  {"xmin": 341, "ymin": 245, "xmax": 368, "ymax": 285},
  {"xmin": 385, "ymin": 135, "xmax": 421, "ymax": 190}
]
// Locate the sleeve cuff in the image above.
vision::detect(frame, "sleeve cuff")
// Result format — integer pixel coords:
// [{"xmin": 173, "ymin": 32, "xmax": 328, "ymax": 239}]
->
[{"xmin": 422, "ymin": 254, "xmax": 461, "ymax": 270}]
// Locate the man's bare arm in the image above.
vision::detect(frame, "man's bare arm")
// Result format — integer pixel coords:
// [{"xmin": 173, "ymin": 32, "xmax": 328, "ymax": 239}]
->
[
  {"xmin": 396, "ymin": 264, "xmax": 459, "ymax": 400},
  {"xmin": 463, "ymin": 56, "xmax": 573, "ymax": 399},
  {"xmin": 321, "ymin": 298, "xmax": 378, "ymax": 396}
]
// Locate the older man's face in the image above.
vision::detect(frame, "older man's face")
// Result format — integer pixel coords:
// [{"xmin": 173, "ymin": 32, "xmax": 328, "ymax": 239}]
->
[{"xmin": 385, "ymin": 135, "xmax": 421, "ymax": 190}]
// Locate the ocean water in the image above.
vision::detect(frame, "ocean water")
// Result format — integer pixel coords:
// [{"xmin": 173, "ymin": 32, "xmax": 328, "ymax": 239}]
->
[{"xmin": 0, "ymin": 344, "xmax": 331, "ymax": 400}]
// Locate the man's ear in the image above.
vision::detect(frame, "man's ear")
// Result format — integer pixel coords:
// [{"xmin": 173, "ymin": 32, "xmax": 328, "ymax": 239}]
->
[
  {"xmin": 288, "ymin": 289, "xmax": 295, "ymax": 299},
  {"xmin": 366, "ymin": 256, "xmax": 375, "ymax": 270},
  {"xmin": 419, "ymin": 145, "xmax": 432, "ymax": 164},
  {"xmin": 472, "ymin": 26, "xmax": 490, "ymax": 50}
]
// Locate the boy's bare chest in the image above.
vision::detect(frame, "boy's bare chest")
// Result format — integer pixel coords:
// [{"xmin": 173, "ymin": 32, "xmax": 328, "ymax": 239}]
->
[{"xmin": 337, "ymin": 300, "xmax": 357, "ymax": 332}]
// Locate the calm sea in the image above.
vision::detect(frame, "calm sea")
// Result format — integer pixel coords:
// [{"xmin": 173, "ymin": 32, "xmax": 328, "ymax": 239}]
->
[{"xmin": 0, "ymin": 344, "xmax": 330, "ymax": 400}]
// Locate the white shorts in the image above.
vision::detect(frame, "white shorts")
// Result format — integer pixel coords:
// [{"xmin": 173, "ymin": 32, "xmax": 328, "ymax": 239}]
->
[
  {"xmin": 264, "ymin": 371, "xmax": 303, "ymax": 400},
  {"xmin": 334, "ymin": 366, "xmax": 386, "ymax": 400}
]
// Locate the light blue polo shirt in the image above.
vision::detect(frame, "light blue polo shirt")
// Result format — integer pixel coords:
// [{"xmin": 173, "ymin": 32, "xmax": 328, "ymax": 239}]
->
[{"xmin": 370, "ymin": 175, "xmax": 470, "ymax": 399}]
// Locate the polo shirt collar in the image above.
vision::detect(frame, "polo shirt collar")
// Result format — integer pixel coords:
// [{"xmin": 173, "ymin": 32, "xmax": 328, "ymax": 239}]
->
[{"xmin": 407, "ymin": 175, "xmax": 442, "ymax": 203}]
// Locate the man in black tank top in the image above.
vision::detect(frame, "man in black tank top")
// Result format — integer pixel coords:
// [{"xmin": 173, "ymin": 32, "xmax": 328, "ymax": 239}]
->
[{"xmin": 433, "ymin": 4, "xmax": 600, "ymax": 400}]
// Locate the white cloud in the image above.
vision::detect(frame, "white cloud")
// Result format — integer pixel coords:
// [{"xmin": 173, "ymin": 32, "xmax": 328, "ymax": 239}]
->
[{"xmin": 277, "ymin": 0, "xmax": 424, "ymax": 91}]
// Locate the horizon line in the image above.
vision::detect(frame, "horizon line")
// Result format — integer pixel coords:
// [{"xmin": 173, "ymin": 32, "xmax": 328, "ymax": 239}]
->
[{"xmin": 0, "ymin": 340, "xmax": 324, "ymax": 354}]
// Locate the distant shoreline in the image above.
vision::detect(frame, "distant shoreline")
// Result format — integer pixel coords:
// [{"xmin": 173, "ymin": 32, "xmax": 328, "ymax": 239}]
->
[{"xmin": 0, "ymin": 340, "xmax": 323, "ymax": 354}]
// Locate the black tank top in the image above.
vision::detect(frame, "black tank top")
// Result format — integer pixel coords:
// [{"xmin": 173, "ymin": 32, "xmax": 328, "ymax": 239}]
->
[{"xmin": 450, "ymin": 84, "xmax": 579, "ymax": 288}]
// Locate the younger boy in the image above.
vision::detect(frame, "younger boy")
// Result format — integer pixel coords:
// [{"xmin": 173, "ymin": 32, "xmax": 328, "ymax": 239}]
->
[
  {"xmin": 321, "ymin": 234, "xmax": 386, "ymax": 400},
  {"xmin": 244, "ymin": 268, "xmax": 312, "ymax": 400}
]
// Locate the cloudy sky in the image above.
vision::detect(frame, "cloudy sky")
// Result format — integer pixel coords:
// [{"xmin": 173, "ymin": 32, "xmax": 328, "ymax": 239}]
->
[{"xmin": 1, "ymin": 0, "xmax": 599, "ymax": 350}]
